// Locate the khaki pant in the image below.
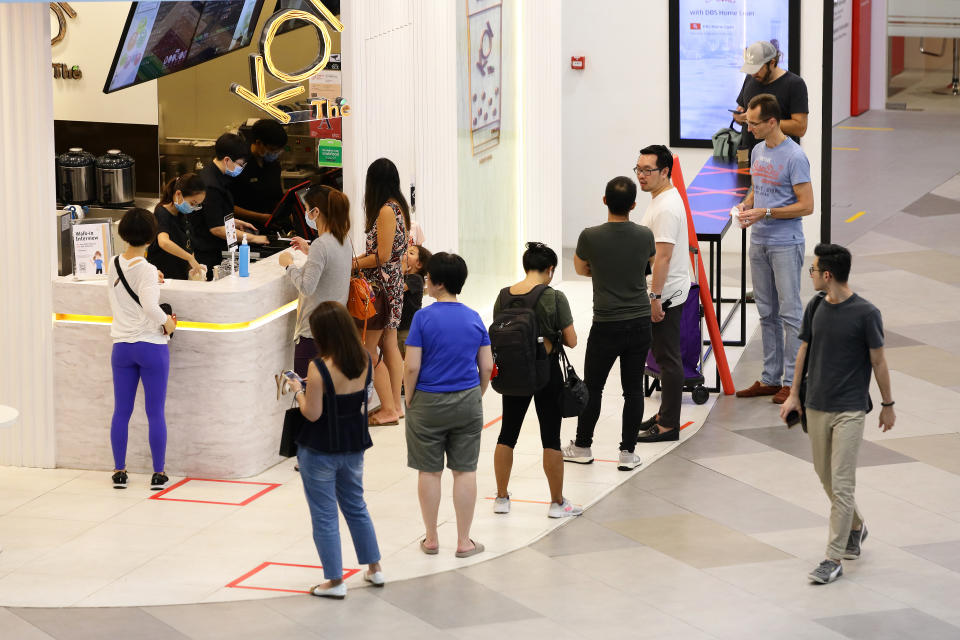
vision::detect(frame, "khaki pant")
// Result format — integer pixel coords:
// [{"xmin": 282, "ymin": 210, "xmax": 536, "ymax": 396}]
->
[{"xmin": 806, "ymin": 408, "xmax": 866, "ymax": 560}]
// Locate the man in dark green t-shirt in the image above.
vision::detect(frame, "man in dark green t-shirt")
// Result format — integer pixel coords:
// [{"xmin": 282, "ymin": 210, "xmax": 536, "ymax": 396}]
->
[{"xmin": 563, "ymin": 176, "xmax": 656, "ymax": 471}]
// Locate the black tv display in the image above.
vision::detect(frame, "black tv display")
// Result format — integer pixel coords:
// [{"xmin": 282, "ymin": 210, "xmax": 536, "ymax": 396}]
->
[{"xmin": 104, "ymin": 0, "xmax": 266, "ymax": 93}]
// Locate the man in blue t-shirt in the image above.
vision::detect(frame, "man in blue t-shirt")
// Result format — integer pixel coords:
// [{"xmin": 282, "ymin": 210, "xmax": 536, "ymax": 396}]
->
[{"xmin": 734, "ymin": 93, "xmax": 814, "ymax": 405}]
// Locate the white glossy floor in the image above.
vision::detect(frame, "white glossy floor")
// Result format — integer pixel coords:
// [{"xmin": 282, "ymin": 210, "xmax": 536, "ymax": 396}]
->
[{"xmin": 0, "ymin": 279, "xmax": 756, "ymax": 608}]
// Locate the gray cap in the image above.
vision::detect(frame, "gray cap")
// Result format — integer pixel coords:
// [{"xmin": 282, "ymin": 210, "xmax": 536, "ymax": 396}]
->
[{"xmin": 741, "ymin": 41, "xmax": 778, "ymax": 74}]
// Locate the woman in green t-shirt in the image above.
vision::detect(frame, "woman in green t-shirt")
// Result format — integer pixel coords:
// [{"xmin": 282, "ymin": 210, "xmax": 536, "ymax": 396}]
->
[{"xmin": 492, "ymin": 242, "xmax": 581, "ymax": 519}]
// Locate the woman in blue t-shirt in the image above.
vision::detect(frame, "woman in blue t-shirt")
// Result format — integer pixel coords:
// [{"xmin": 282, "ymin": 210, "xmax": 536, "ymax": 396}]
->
[{"xmin": 403, "ymin": 252, "xmax": 493, "ymax": 558}]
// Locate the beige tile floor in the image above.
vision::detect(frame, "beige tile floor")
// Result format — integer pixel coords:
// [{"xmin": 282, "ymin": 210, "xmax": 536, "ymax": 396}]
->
[{"xmin": 3, "ymin": 110, "xmax": 960, "ymax": 637}]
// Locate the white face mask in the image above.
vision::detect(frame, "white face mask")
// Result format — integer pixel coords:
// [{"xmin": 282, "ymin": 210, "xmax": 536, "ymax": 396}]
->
[{"xmin": 305, "ymin": 207, "xmax": 319, "ymax": 231}]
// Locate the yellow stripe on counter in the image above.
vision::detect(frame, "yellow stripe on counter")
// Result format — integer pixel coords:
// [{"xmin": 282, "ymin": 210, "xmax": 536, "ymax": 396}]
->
[
  {"xmin": 845, "ymin": 211, "xmax": 867, "ymax": 223},
  {"xmin": 836, "ymin": 126, "xmax": 894, "ymax": 131},
  {"xmin": 832, "ymin": 147, "xmax": 860, "ymax": 151},
  {"xmin": 54, "ymin": 300, "xmax": 298, "ymax": 333}
]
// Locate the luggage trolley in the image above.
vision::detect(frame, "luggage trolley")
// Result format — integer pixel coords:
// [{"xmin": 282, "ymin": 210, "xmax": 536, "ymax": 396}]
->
[{"xmin": 642, "ymin": 246, "xmax": 709, "ymax": 405}]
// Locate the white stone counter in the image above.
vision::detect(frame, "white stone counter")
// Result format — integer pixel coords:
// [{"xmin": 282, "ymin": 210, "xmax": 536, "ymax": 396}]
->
[{"xmin": 53, "ymin": 250, "xmax": 306, "ymax": 478}]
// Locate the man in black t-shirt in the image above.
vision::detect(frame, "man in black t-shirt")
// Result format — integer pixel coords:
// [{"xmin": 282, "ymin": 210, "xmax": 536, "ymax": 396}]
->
[
  {"xmin": 780, "ymin": 244, "xmax": 896, "ymax": 585},
  {"xmin": 733, "ymin": 41, "xmax": 809, "ymax": 156},
  {"xmin": 190, "ymin": 133, "xmax": 268, "ymax": 279},
  {"xmin": 230, "ymin": 119, "xmax": 288, "ymax": 227}
]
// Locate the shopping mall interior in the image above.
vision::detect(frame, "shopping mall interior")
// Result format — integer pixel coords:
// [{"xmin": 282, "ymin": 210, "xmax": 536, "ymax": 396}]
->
[{"xmin": 2, "ymin": 1, "xmax": 960, "ymax": 638}]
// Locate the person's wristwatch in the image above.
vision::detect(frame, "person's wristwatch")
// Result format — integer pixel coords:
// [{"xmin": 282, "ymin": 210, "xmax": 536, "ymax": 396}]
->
[
  {"xmin": 649, "ymin": 292, "xmax": 662, "ymax": 301},
  {"xmin": 764, "ymin": 208, "xmax": 773, "ymax": 220}
]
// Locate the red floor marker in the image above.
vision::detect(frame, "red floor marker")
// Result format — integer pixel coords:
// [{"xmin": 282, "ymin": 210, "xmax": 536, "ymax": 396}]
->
[
  {"xmin": 483, "ymin": 416, "xmax": 503, "ymax": 430},
  {"xmin": 226, "ymin": 561, "xmax": 360, "ymax": 594},
  {"xmin": 150, "ymin": 477, "xmax": 281, "ymax": 506}
]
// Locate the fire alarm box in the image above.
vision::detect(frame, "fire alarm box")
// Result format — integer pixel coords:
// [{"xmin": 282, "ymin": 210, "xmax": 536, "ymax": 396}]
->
[{"xmin": 571, "ymin": 56, "xmax": 585, "ymax": 70}]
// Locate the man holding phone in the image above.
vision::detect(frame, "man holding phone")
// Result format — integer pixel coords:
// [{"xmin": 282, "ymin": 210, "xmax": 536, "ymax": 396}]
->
[
  {"xmin": 731, "ymin": 41, "xmax": 808, "ymax": 162},
  {"xmin": 780, "ymin": 243, "xmax": 895, "ymax": 584}
]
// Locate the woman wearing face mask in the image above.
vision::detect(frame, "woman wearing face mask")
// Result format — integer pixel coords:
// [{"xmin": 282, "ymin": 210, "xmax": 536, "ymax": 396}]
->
[
  {"xmin": 279, "ymin": 184, "xmax": 354, "ymax": 377},
  {"xmin": 147, "ymin": 174, "xmax": 207, "ymax": 280}
]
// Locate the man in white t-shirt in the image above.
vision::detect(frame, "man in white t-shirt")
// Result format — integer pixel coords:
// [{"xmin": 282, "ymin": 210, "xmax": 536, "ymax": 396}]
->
[{"xmin": 634, "ymin": 145, "xmax": 691, "ymax": 442}]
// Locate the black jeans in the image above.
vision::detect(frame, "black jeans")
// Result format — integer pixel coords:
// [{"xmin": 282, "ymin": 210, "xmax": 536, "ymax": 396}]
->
[
  {"xmin": 651, "ymin": 304, "xmax": 684, "ymax": 430},
  {"xmin": 498, "ymin": 355, "xmax": 563, "ymax": 451},
  {"xmin": 575, "ymin": 317, "xmax": 652, "ymax": 453}
]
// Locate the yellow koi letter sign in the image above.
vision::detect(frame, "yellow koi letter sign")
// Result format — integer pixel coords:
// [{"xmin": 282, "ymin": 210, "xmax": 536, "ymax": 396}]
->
[{"xmin": 230, "ymin": 0, "xmax": 344, "ymax": 124}]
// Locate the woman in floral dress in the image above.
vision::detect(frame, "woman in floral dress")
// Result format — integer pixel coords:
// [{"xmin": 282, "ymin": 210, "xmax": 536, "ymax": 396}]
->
[{"xmin": 352, "ymin": 158, "xmax": 410, "ymax": 425}]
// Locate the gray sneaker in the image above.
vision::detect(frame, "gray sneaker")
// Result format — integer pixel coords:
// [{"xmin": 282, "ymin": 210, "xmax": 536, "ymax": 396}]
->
[
  {"xmin": 562, "ymin": 440, "xmax": 594, "ymax": 464},
  {"xmin": 808, "ymin": 559, "xmax": 843, "ymax": 584},
  {"xmin": 617, "ymin": 450, "xmax": 643, "ymax": 471},
  {"xmin": 844, "ymin": 524, "xmax": 868, "ymax": 560},
  {"xmin": 493, "ymin": 495, "xmax": 511, "ymax": 514}
]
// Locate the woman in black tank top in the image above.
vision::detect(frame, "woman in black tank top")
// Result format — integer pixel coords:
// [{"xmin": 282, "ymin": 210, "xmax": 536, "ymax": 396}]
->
[{"xmin": 286, "ymin": 301, "xmax": 384, "ymax": 599}]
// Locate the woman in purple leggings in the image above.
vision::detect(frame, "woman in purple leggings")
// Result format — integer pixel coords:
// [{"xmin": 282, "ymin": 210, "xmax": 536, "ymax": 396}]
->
[{"xmin": 107, "ymin": 208, "xmax": 177, "ymax": 490}]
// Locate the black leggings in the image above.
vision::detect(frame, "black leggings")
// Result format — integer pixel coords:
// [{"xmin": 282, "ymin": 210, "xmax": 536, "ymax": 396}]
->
[{"xmin": 497, "ymin": 355, "xmax": 563, "ymax": 451}]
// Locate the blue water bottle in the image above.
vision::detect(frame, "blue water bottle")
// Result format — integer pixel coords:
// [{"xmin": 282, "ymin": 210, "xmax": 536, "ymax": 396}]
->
[{"xmin": 238, "ymin": 234, "xmax": 250, "ymax": 277}]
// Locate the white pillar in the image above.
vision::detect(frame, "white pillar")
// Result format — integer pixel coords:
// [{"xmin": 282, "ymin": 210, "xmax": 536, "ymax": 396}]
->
[
  {"xmin": 0, "ymin": 3, "xmax": 57, "ymax": 466},
  {"xmin": 519, "ymin": 0, "xmax": 563, "ymax": 277}
]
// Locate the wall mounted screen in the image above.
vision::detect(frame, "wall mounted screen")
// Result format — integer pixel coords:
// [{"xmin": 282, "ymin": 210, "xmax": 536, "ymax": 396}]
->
[
  {"xmin": 104, "ymin": 0, "xmax": 266, "ymax": 93},
  {"xmin": 669, "ymin": 0, "xmax": 800, "ymax": 147}
]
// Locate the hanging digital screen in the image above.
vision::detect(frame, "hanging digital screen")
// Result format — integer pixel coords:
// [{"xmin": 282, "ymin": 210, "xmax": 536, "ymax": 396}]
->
[
  {"xmin": 669, "ymin": 0, "xmax": 800, "ymax": 147},
  {"xmin": 104, "ymin": 0, "xmax": 266, "ymax": 93}
]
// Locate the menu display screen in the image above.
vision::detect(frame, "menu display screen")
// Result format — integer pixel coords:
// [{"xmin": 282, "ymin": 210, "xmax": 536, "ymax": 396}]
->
[
  {"xmin": 104, "ymin": 0, "xmax": 265, "ymax": 93},
  {"xmin": 669, "ymin": 0, "xmax": 799, "ymax": 147}
]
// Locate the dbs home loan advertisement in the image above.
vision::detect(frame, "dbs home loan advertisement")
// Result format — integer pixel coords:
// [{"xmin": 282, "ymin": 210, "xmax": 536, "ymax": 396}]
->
[{"xmin": 676, "ymin": 0, "xmax": 795, "ymax": 144}]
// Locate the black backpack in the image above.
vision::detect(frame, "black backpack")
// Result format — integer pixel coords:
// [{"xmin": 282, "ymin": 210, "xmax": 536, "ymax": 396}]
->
[{"xmin": 489, "ymin": 284, "xmax": 551, "ymax": 396}]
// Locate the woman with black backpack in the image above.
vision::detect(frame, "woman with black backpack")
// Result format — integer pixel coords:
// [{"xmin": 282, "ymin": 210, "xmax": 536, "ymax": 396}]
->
[{"xmin": 491, "ymin": 242, "xmax": 580, "ymax": 518}]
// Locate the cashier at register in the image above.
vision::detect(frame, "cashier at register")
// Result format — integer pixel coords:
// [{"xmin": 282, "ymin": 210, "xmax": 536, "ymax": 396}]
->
[
  {"xmin": 229, "ymin": 119, "xmax": 288, "ymax": 227},
  {"xmin": 190, "ymin": 133, "xmax": 268, "ymax": 278}
]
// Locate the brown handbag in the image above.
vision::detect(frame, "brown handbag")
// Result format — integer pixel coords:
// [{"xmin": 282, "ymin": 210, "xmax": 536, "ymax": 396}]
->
[{"xmin": 348, "ymin": 238, "xmax": 387, "ymax": 341}]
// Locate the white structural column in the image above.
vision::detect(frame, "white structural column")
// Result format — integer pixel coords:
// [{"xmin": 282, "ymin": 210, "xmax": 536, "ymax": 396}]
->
[
  {"xmin": 518, "ymin": 0, "xmax": 563, "ymax": 276},
  {"xmin": 341, "ymin": 0, "xmax": 458, "ymax": 252},
  {"xmin": 411, "ymin": 0, "xmax": 458, "ymax": 253},
  {"xmin": 0, "ymin": 3, "xmax": 56, "ymax": 467}
]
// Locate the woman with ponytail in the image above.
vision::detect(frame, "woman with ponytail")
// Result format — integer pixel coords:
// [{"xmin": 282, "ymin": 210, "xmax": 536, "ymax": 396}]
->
[
  {"xmin": 279, "ymin": 183, "xmax": 354, "ymax": 377},
  {"xmin": 147, "ymin": 174, "xmax": 206, "ymax": 280}
]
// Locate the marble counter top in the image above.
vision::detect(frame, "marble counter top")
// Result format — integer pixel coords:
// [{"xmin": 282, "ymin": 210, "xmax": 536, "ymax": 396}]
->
[{"xmin": 54, "ymin": 249, "xmax": 306, "ymax": 323}]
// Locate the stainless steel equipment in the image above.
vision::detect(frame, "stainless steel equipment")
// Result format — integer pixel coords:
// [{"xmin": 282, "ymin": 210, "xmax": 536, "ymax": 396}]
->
[
  {"xmin": 56, "ymin": 148, "xmax": 96, "ymax": 204},
  {"xmin": 96, "ymin": 149, "xmax": 136, "ymax": 208}
]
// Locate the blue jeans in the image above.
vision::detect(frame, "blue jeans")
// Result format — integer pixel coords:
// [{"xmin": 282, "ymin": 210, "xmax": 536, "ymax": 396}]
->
[
  {"xmin": 297, "ymin": 447, "xmax": 381, "ymax": 580},
  {"xmin": 749, "ymin": 242, "xmax": 804, "ymax": 387}
]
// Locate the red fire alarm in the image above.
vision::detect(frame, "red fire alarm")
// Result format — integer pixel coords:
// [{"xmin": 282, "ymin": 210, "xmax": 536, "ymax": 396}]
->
[{"xmin": 571, "ymin": 56, "xmax": 585, "ymax": 70}]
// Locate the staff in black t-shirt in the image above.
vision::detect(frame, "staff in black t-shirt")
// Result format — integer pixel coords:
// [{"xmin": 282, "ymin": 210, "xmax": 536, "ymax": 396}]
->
[
  {"xmin": 780, "ymin": 244, "xmax": 895, "ymax": 586},
  {"xmin": 230, "ymin": 119, "xmax": 288, "ymax": 227},
  {"xmin": 147, "ymin": 173, "xmax": 207, "ymax": 280},
  {"xmin": 190, "ymin": 133, "xmax": 268, "ymax": 278},
  {"xmin": 732, "ymin": 41, "xmax": 809, "ymax": 157}
]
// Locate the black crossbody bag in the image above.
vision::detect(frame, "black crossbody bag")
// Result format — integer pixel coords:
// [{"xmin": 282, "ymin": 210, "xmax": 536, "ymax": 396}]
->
[
  {"xmin": 114, "ymin": 256, "xmax": 174, "ymax": 334},
  {"xmin": 795, "ymin": 293, "xmax": 825, "ymax": 432}
]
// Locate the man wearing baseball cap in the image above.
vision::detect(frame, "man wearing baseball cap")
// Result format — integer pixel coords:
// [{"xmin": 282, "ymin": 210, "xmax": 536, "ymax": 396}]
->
[{"xmin": 732, "ymin": 41, "xmax": 809, "ymax": 158}]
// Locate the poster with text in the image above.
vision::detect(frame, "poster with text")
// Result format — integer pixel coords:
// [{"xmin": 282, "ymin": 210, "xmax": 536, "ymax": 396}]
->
[
  {"xmin": 72, "ymin": 220, "xmax": 111, "ymax": 280},
  {"xmin": 677, "ymin": 0, "xmax": 792, "ymax": 142}
]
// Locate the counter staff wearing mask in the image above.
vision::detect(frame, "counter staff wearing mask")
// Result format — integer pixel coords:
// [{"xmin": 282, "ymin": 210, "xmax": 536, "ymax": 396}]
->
[
  {"xmin": 147, "ymin": 173, "xmax": 207, "ymax": 281},
  {"xmin": 230, "ymin": 119, "xmax": 288, "ymax": 227},
  {"xmin": 190, "ymin": 133, "xmax": 268, "ymax": 279}
]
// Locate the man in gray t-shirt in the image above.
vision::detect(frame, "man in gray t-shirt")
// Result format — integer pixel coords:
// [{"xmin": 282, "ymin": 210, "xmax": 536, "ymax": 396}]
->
[
  {"xmin": 780, "ymin": 244, "xmax": 896, "ymax": 586},
  {"xmin": 563, "ymin": 176, "xmax": 656, "ymax": 471}
]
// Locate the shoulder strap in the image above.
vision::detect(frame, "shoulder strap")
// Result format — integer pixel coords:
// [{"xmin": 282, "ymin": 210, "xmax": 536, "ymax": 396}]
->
[
  {"xmin": 801, "ymin": 293, "xmax": 826, "ymax": 381},
  {"xmin": 114, "ymin": 257, "xmax": 142, "ymax": 307}
]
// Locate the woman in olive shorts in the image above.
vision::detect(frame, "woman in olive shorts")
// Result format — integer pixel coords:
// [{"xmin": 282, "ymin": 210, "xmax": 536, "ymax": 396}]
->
[{"xmin": 403, "ymin": 252, "xmax": 493, "ymax": 558}]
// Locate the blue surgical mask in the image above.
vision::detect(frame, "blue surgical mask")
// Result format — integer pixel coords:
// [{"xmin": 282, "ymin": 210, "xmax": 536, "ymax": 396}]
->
[
  {"xmin": 305, "ymin": 208, "xmax": 319, "ymax": 231},
  {"xmin": 264, "ymin": 151, "xmax": 281, "ymax": 163},
  {"xmin": 174, "ymin": 198, "xmax": 195, "ymax": 214},
  {"xmin": 225, "ymin": 162, "xmax": 244, "ymax": 177}
]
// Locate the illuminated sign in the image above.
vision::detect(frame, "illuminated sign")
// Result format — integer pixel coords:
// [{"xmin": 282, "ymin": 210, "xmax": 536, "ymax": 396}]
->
[{"xmin": 230, "ymin": 0, "xmax": 349, "ymax": 125}]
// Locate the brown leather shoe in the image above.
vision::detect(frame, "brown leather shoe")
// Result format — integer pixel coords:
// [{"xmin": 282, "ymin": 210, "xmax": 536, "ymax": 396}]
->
[
  {"xmin": 735, "ymin": 381, "xmax": 782, "ymax": 398},
  {"xmin": 772, "ymin": 386, "xmax": 792, "ymax": 405}
]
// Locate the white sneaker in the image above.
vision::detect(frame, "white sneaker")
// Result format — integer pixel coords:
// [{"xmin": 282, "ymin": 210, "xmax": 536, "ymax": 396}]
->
[
  {"xmin": 548, "ymin": 498, "xmax": 583, "ymax": 518},
  {"xmin": 493, "ymin": 495, "xmax": 511, "ymax": 514},
  {"xmin": 617, "ymin": 450, "xmax": 642, "ymax": 471},
  {"xmin": 562, "ymin": 440, "xmax": 594, "ymax": 464}
]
